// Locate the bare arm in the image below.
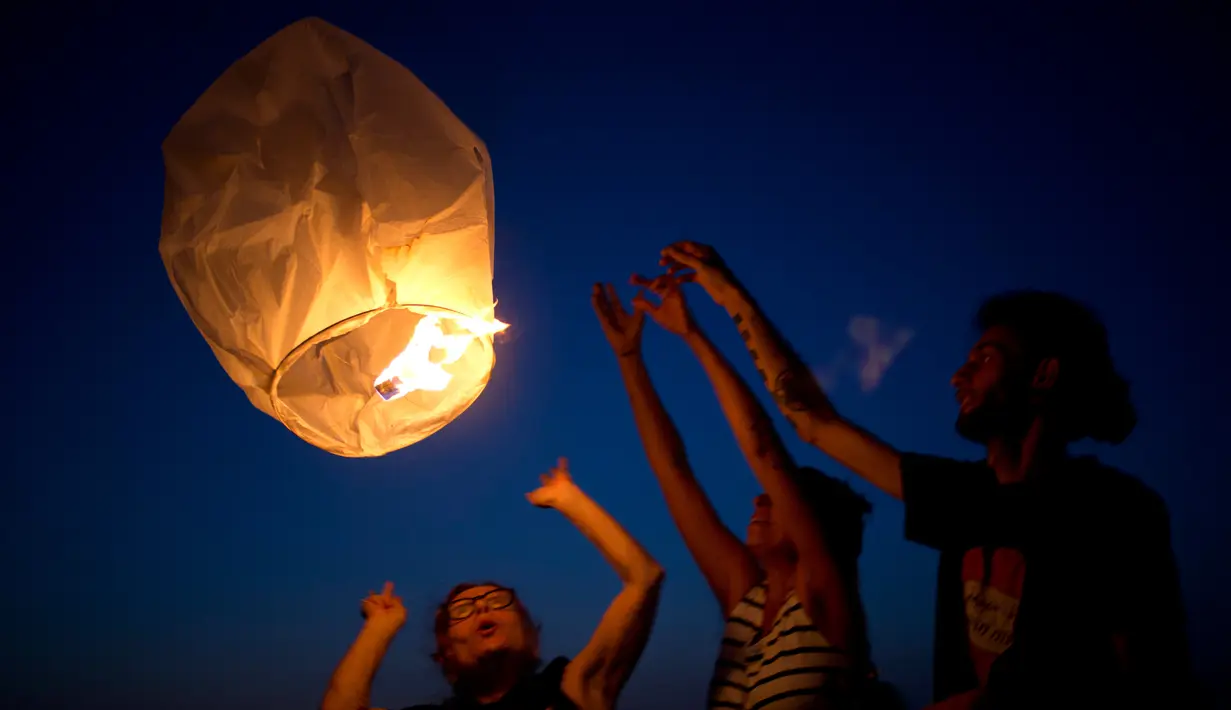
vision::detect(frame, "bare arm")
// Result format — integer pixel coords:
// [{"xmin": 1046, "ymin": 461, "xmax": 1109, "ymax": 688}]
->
[
  {"xmin": 718, "ymin": 283, "xmax": 904, "ymax": 500},
  {"xmin": 536, "ymin": 471, "xmax": 664, "ymax": 710},
  {"xmin": 321, "ymin": 627, "xmax": 395, "ymax": 710},
  {"xmin": 683, "ymin": 324, "xmax": 851, "ymax": 649},
  {"xmin": 320, "ymin": 585, "xmax": 405, "ymax": 710},
  {"xmin": 617, "ymin": 352, "xmax": 761, "ymax": 613}
]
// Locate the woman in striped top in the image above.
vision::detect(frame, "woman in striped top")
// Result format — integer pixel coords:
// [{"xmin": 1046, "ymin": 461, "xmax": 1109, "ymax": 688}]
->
[{"xmin": 593, "ymin": 271, "xmax": 887, "ymax": 710}]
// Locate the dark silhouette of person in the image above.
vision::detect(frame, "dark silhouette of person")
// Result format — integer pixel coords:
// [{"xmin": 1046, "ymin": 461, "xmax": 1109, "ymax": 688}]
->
[{"xmin": 657, "ymin": 241, "xmax": 1192, "ymax": 709}]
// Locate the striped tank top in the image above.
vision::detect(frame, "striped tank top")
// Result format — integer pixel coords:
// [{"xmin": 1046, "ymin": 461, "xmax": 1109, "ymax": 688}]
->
[{"xmin": 708, "ymin": 583, "xmax": 851, "ymax": 710}]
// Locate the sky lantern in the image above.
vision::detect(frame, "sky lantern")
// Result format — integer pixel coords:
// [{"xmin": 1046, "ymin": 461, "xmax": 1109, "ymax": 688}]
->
[{"xmin": 159, "ymin": 17, "xmax": 507, "ymax": 458}]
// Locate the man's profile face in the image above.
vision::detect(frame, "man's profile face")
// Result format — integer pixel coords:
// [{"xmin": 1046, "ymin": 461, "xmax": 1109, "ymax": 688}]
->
[{"xmin": 951, "ymin": 325, "xmax": 1031, "ymax": 443}]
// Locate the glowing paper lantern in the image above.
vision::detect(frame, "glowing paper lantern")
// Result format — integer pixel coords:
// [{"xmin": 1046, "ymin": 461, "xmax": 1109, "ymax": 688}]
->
[{"xmin": 159, "ymin": 17, "xmax": 506, "ymax": 457}]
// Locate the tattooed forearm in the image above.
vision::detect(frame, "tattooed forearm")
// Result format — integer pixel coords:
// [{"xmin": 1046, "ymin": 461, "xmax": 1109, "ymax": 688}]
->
[
  {"xmin": 773, "ymin": 368, "xmax": 835, "ymax": 417},
  {"xmin": 721, "ymin": 282, "xmax": 903, "ymax": 498},
  {"xmin": 732, "ymin": 306, "xmax": 833, "ymax": 413},
  {"xmin": 733, "ymin": 312, "xmax": 772, "ymax": 384}
]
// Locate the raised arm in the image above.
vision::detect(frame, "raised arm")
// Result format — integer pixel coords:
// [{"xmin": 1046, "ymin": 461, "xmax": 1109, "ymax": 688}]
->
[
  {"xmin": 633, "ymin": 275, "xmax": 852, "ymax": 648},
  {"xmin": 320, "ymin": 582, "xmax": 406, "ymax": 710},
  {"xmin": 592, "ymin": 284, "xmax": 760, "ymax": 615},
  {"xmin": 660, "ymin": 242, "xmax": 904, "ymax": 500},
  {"xmin": 527, "ymin": 459, "xmax": 665, "ymax": 710}
]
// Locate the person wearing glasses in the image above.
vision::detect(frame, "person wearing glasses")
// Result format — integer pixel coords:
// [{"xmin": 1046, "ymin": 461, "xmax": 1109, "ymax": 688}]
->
[{"xmin": 320, "ymin": 458, "xmax": 665, "ymax": 710}]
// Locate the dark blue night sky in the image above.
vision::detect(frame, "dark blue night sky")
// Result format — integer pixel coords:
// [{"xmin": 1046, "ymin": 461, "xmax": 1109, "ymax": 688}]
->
[{"xmin": 2, "ymin": 3, "xmax": 1226, "ymax": 709}]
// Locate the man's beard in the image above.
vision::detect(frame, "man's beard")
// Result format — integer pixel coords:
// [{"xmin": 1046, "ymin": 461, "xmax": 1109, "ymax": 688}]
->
[{"xmin": 956, "ymin": 396, "xmax": 1032, "ymax": 444}]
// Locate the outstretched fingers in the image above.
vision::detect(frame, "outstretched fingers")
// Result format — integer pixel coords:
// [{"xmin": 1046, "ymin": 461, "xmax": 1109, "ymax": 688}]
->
[
  {"xmin": 630, "ymin": 289, "xmax": 654, "ymax": 313},
  {"xmin": 603, "ymin": 284, "xmax": 628, "ymax": 318},
  {"xmin": 590, "ymin": 282, "xmax": 609, "ymax": 317},
  {"xmin": 592, "ymin": 283, "xmax": 630, "ymax": 330}
]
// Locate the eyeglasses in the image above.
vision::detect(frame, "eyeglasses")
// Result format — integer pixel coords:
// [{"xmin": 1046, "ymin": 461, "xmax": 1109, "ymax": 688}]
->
[{"xmin": 446, "ymin": 587, "xmax": 516, "ymax": 623}]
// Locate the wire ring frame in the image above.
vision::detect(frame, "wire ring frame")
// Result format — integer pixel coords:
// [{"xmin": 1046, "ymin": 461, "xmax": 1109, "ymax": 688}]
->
[{"xmin": 269, "ymin": 303, "xmax": 497, "ymax": 450}]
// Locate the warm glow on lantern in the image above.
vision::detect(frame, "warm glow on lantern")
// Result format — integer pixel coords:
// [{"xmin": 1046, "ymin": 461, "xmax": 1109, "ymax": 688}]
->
[{"xmin": 159, "ymin": 17, "xmax": 505, "ymax": 457}]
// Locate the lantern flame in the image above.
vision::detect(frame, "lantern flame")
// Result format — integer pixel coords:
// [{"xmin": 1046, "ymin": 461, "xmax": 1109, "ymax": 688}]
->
[{"xmin": 373, "ymin": 312, "xmax": 509, "ymax": 402}]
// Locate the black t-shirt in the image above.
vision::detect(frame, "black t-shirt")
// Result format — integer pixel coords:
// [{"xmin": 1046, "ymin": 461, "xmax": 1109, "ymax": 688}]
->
[
  {"xmin": 899, "ymin": 453, "xmax": 1191, "ymax": 709},
  {"xmin": 400, "ymin": 656, "xmax": 577, "ymax": 710}
]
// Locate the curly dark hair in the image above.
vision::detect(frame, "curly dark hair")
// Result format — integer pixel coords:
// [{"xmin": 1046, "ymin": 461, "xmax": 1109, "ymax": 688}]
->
[
  {"xmin": 793, "ymin": 466, "xmax": 874, "ymax": 674},
  {"xmin": 975, "ymin": 290, "xmax": 1136, "ymax": 444},
  {"xmin": 792, "ymin": 467, "xmax": 872, "ymax": 565}
]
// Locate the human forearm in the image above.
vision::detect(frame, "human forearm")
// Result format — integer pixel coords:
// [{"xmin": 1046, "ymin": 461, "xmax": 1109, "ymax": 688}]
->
[
  {"xmin": 683, "ymin": 326, "xmax": 846, "ymax": 609},
  {"xmin": 615, "ymin": 354, "xmax": 731, "ymax": 538},
  {"xmin": 617, "ymin": 354, "xmax": 693, "ymax": 477},
  {"xmin": 715, "ymin": 283, "xmax": 836, "ymax": 422},
  {"xmin": 554, "ymin": 487, "xmax": 663, "ymax": 587},
  {"xmin": 682, "ymin": 326, "xmax": 796, "ymax": 483},
  {"xmin": 320, "ymin": 624, "xmax": 397, "ymax": 710},
  {"xmin": 717, "ymin": 286, "xmax": 903, "ymax": 498},
  {"xmin": 563, "ymin": 566, "xmax": 663, "ymax": 710},
  {"xmin": 613, "ymin": 353, "xmax": 753, "ymax": 581}
]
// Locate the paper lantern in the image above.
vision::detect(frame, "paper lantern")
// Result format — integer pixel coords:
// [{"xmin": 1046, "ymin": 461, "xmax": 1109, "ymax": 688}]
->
[{"xmin": 159, "ymin": 17, "xmax": 506, "ymax": 458}]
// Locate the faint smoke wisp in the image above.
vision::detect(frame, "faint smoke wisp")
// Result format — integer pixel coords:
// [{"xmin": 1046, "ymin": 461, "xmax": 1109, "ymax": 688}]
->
[{"xmin": 814, "ymin": 316, "xmax": 914, "ymax": 394}]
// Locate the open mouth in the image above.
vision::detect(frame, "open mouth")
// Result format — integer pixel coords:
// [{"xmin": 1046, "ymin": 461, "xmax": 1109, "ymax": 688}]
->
[
  {"xmin": 956, "ymin": 391, "xmax": 974, "ymax": 413},
  {"xmin": 477, "ymin": 620, "xmax": 498, "ymax": 637}
]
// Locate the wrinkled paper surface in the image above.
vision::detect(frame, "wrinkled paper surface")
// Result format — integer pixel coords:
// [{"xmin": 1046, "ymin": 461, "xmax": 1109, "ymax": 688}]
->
[{"xmin": 160, "ymin": 17, "xmax": 497, "ymax": 457}]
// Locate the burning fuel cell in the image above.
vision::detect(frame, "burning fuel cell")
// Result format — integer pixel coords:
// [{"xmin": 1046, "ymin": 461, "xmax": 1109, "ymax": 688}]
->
[
  {"xmin": 374, "ymin": 377, "xmax": 405, "ymax": 402},
  {"xmin": 372, "ymin": 312, "xmax": 506, "ymax": 402},
  {"xmin": 159, "ymin": 17, "xmax": 506, "ymax": 457}
]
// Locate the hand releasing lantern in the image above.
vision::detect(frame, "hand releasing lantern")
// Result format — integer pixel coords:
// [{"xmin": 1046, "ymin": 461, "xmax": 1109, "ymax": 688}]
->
[{"xmin": 159, "ymin": 17, "xmax": 507, "ymax": 457}]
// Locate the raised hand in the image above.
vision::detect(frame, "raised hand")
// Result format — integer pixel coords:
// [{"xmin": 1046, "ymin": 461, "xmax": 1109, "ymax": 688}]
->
[
  {"xmin": 630, "ymin": 273, "xmax": 698, "ymax": 337},
  {"xmin": 592, "ymin": 283, "xmax": 645, "ymax": 357},
  {"xmin": 360, "ymin": 581, "xmax": 407, "ymax": 636},
  {"xmin": 526, "ymin": 457, "xmax": 581, "ymax": 509},
  {"xmin": 659, "ymin": 241, "xmax": 740, "ymax": 305}
]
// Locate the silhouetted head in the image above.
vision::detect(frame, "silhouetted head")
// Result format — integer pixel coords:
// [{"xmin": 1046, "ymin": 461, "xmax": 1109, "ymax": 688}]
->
[
  {"xmin": 432, "ymin": 582, "xmax": 541, "ymax": 691},
  {"xmin": 745, "ymin": 467, "xmax": 872, "ymax": 571},
  {"xmin": 952, "ymin": 290, "xmax": 1136, "ymax": 446}
]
